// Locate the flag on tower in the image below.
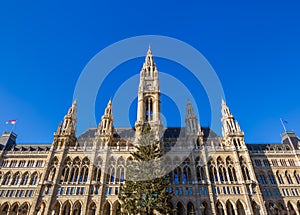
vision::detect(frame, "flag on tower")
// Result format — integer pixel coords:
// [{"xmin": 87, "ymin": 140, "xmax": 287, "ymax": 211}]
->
[{"xmin": 6, "ymin": 119, "xmax": 17, "ymax": 125}]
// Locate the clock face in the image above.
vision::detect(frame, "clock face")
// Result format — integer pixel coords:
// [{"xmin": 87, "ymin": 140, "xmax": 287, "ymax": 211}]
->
[{"xmin": 145, "ymin": 82, "xmax": 152, "ymax": 89}]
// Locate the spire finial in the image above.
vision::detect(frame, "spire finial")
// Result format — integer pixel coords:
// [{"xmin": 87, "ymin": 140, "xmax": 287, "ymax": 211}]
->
[
  {"xmin": 186, "ymin": 99, "xmax": 195, "ymax": 117},
  {"xmin": 147, "ymin": 44, "xmax": 152, "ymax": 54},
  {"xmin": 221, "ymin": 98, "xmax": 226, "ymax": 105}
]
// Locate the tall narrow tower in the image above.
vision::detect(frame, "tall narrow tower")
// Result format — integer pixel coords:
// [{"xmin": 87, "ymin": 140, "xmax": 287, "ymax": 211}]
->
[
  {"xmin": 96, "ymin": 99, "xmax": 114, "ymax": 145},
  {"xmin": 185, "ymin": 100, "xmax": 204, "ymax": 148},
  {"xmin": 221, "ymin": 99, "xmax": 245, "ymax": 148},
  {"xmin": 135, "ymin": 47, "xmax": 161, "ymax": 137},
  {"xmin": 53, "ymin": 100, "xmax": 77, "ymax": 149}
]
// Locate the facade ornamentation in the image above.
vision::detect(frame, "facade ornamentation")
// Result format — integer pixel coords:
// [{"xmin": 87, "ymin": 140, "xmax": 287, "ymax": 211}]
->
[{"xmin": 0, "ymin": 48, "xmax": 300, "ymax": 215}]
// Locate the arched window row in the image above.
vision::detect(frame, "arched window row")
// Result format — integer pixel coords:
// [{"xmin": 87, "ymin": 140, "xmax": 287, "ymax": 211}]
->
[
  {"xmin": 51, "ymin": 200, "xmax": 84, "ymax": 215},
  {"xmin": 216, "ymin": 200, "xmax": 246, "ymax": 215},
  {"xmin": 274, "ymin": 170, "xmax": 300, "ymax": 185},
  {"xmin": 0, "ymin": 202, "xmax": 30, "ymax": 215},
  {"xmin": 94, "ymin": 156, "xmax": 125, "ymax": 184},
  {"xmin": 1, "ymin": 171, "xmax": 40, "ymax": 186},
  {"xmin": 60, "ymin": 157, "xmax": 90, "ymax": 184},
  {"xmin": 102, "ymin": 200, "xmax": 121, "ymax": 215},
  {"xmin": 0, "ymin": 159, "xmax": 44, "ymax": 168},
  {"xmin": 267, "ymin": 202, "xmax": 286, "ymax": 215},
  {"xmin": 105, "ymin": 165, "xmax": 125, "ymax": 184},
  {"xmin": 0, "ymin": 189, "xmax": 35, "ymax": 198},
  {"xmin": 173, "ymin": 201, "xmax": 211, "ymax": 215},
  {"xmin": 171, "ymin": 165, "xmax": 193, "ymax": 184},
  {"xmin": 233, "ymin": 138, "xmax": 243, "ymax": 148},
  {"xmin": 208, "ymin": 156, "xmax": 238, "ymax": 183}
]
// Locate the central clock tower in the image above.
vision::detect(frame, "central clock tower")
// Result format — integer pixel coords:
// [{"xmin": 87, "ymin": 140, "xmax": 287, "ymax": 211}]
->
[{"xmin": 135, "ymin": 47, "xmax": 162, "ymax": 137}]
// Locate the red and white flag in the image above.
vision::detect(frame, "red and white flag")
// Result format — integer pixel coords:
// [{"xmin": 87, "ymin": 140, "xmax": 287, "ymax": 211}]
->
[{"xmin": 6, "ymin": 119, "xmax": 17, "ymax": 125}]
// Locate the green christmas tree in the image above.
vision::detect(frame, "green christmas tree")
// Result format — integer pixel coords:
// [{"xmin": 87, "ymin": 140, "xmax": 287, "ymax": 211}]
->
[{"xmin": 119, "ymin": 126, "xmax": 173, "ymax": 215}]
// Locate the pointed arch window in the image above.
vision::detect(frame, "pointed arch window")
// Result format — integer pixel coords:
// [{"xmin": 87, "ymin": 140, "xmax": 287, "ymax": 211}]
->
[
  {"xmin": 30, "ymin": 172, "xmax": 39, "ymax": 185},
  {"xmin": 62, "ymin": 166, "xmax": 70, "ymax": 182},
  {"xmin": 268, "ymin": 173, "xmax": 276, "ymax": 184},
  {"xmin": 241, "ymin": 166, "xmax": 251, "ymax": 181},
  {"xmin": 106, "ymin": 167, "xmax": 115, "ymax": 184},
  {"xmin": 173, "ymin": 167, "xmax": 182, "ymax": 184},
  {"xmin": 11, "ymin": 172, "xmax": 21, "ymax": 185},
  {"xmin": 70, "ymin": 166, "xmax": 79, "ymax": 183},
  {"xmin": 259, "ymin": 174, "xmax": 267, "ymax": 184},
  {"xmin": 285, "ymin": 171, "xmax": 293, "ymax": 184},
  {"xmin": 2, "ymin": 173, "xmax": 11, "ymax": 185},
  {"xmin": 21, "ymin": 172, "xmax": 29, "ymax": 185},
  {"xmin": 145, "ymin": 97, "xmax": 154, "ymax": 122},
  {"xmin": 196, "ymin": 166, "xmax": 205, "ymax": 182},
  {"xmin": 228, "ymin": 166, "xmax": 237, "ymax": 182},
  {"xmin": 276, "ymin": 171, "xmax": 284, "ymax": 184},
  {"xmin": 48, "ymin": 167, "xmax": 56, "ymax": 181},
  {"xmin": 183, "ymin": 166, "xmax": 191, "ymax": 184},
  {"xmin": 218, "ymin": 166, "xmax": 228, "ymax": 182},
  {"xmin": 92, "ymin": 166, "xmax": 102, "ymax": 182},
  {"xmin": 209, "ymin": 166, "xmax": 218, "ymax": 183},
  {"xmin": 79, "ymin": 166, "xmax": 89, "ymax": 183},
  {"xmin": 116, "ymin": 166, "xmax": 125, "ymax": 183},
  {"xmin": 294, "ymin": 171, "xmax": 300, "ymax": 184}
]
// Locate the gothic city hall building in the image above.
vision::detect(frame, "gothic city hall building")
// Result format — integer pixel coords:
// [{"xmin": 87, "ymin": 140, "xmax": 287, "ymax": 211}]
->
[{"xmin": 1, "ymin": 48, "xmax": 300, "ymax": 215}]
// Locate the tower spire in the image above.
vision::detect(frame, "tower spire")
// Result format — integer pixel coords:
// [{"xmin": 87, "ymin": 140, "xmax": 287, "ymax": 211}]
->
[
  {"xmin": 185, "ymin": 100, "xmax": 201, "ymax": 135},
  {"xmin": 61, "ymin": 100, "xmax": 77, "ymax": 136},
  {"xmin": 148, "ymin": 44, "xmax": 152, "ymax": 54},
  {"xmin": 53, "ymin": 100, "xmax": 77, "ymax": 148},
  {"xmin": 221, "ymin": 100, "xmax": 245, "ymax": 148},
  {"xmin": 97, "ymin": 99, "xmax": 114, "ymax": 144},
  {"xmin": 185, "ymin": 100, "xmax": 203, "ymax": 148},
  {"xmin": 221, "ymin": 100, "xmax": 242, "ymax": 135},
  {"xmin": 135, "ymin": 48, "xmax": 161, "ymax": 137}
]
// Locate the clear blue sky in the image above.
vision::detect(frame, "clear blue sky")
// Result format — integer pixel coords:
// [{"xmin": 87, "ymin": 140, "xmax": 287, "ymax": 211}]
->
[{"xmin": 0, "ymin": 0, "xmax": 299, "ymax": 144}]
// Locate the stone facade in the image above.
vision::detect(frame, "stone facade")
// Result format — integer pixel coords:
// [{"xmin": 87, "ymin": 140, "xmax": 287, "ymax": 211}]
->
[{"xmin": 0, "ymin": 48, "xmax": 300, "ymax": 215}]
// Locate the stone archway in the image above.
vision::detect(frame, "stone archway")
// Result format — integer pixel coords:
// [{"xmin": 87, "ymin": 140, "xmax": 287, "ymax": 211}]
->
[
  {"xmin": 287, "ymin": 201, "xmax": 296, "ymax": 215},
  {"xmin": 52, "ymin": 201, "xmax": 61, "ymax": 215},
  {"xmin": 9, "ymin": 202, "xmax": 19, "ymax": 215},
  {"xmin": 176, "ymin": 202, "xmax": 185, "ymax": 215},
  {"xmin": 73, "ymin": 201, "xmax": 82, "ymax": 215},
  {"xmin": 103, "ymin": 202, "xmax": 111, "ymax": 215},
  {"xmin": 226, "ymin": 201, "xmax": 234, "ymax": 215},
  {"xmin": 61, "ymin": 201, "xmax": 71, "ymax": 215},
  {"xmin": 87, "ymin": 202, "xmax": 96, "ymax": 215},
  {"xmin": 216, "ymin": 201, "xmax": 225, "ymax": 215},
  {"xmin": 112, "ymin": 201, "xmax": 121, "ymax": 215},
  {"xmin": 10, "ymin": 203, "xmax": 19, "ymax": 215},
  {"xmin": 278, "ymin": 202, "xmax": 287, "ymax": 215},
  {"xmin": 268, "ymin": 202, "xmax": 276, "ymax": 215},
  {"xmin": 187, "ymin": 202, "xmax": 195, "ymax": 215},
  {"xmin": 252, "ymin": 201, "xmax": 260, "ymax": 215},
  {"xmin": 200, "ymin": 201, "xmax": 210, "ymax": 215},
  {"xmin": 236, "ymin": 200, "xmax": 246, "ymax": 215},
  {"xmin": 19, "ymin": 202, "xmax": 30, "ymax": 215},
  {"xmin": 0, "ymin": 203, "xmax": 9, "ymax": 215}
]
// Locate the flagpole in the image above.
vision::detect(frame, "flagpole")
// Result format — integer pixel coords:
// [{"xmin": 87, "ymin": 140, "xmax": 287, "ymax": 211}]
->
[
  {"xmin": 10, "ymin": 123, "xmax": 15, "ymax": 133},
  {"xmin": 280, "ymin": 118, "xmax": 287, "ymax": 133},
  {"xmin": 280, "ymin": 118, "xmax": 295, "ymax": 149}
]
